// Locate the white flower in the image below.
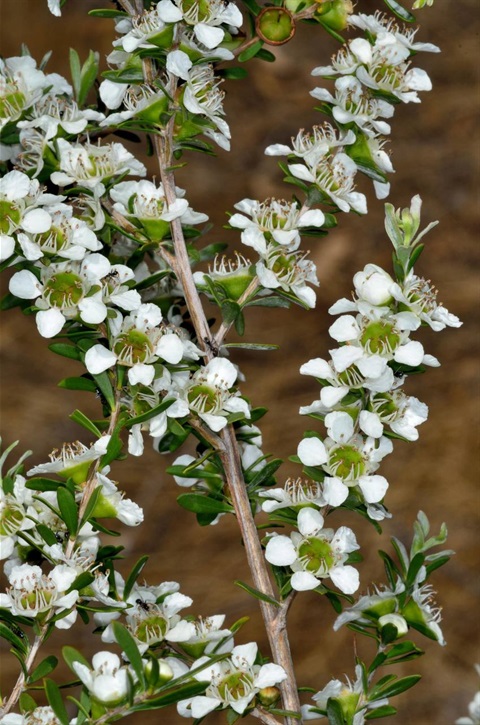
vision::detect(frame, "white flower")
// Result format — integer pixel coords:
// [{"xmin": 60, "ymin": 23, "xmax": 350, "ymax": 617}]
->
[
  {"xmin": 180, "ymin": 62, "xmax": 231, "ymax": 150},
  {"xmin": 311, "ymin": 76, "xmax": 394, "ymax": 138},
  {"xmin": 51, "ymin": 138, "xmax": 146, "ymax": 193},
  {"xmin": 230, "ymin": 198, "xmax": 325, "ymax": 255},
  {"xmin": 259, "ymin": 476, "xmax": 348, "ymax": 512},
  {"xmin": 0, "ymin": 56, "xmax": 48, "ymax": 129},
  {"xmin": 177, "ymin": 642, "xmax": 286, "ymax": 717},
  {"xmin": 0, "ymin": 563, "xmax": 79, "ymax": 627},
  {"xmin": 181, "ymin": 614, "xmax": 234, "ymax": 657},
  {"xmin": 288, "ymin": 152, "xmax": 367, "ymax": 214},
  {"xmin": 184, "ymin": 358, "xmax": 250, "ymax": 432},
  {"xmin": 85, "ymin": 303, "xmax": 185, "ymax": 385},
  {"xmin": 27, "ymin": 438, "xmax": 110, "ymax": 483},
  {"xmin": 391, "ymin": 271, "xmax": 462, "ymax": 331},
  {"xmin": 456, "ymin": 666, "xmax": 480, "ymax": 725},
  {"xmin": 94, "ymin": 473, "xmax": 144, "ymax": 526},
  {"xmin": 265, "ymin": 123, "xmax": 356, "ymax": 167},
  {"xmin": 73, "ymin": 652, "xmax": 130, "ymax": 705},
  {"xmin": 0, "ymin": 476, "xmax": 36, "ymax": 560},
  {"xmin": 256, "ymin": 246, "xmax": 319, "ymax": 308},
  {"xmin": 176, "ymin": 0, "xmax": 243, "ymax": 51},
  {"xmin": 116, "ymin": 2, "xmax": 183, "ymax": 53},
  {"xmin": 349, "ymin": 12, "xmax": 440, "ymax": 54},
  {"xmin": 265, "ymin": 508, "xmax": 359, "ymax": 594},
  {"xmin": 47, "ymin": 0, "xmax": 62, "ymax": 16},
  {"xmin": 99, "ymin": 83, "xmax": 168, "ymax": 125}
]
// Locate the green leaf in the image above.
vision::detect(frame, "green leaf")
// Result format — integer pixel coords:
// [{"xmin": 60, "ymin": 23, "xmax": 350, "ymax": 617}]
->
[
  {"xmin": 69, "ymin": 410, "xmax": 102, "ymax": 437},
  {"xmin": 59, "ymin": 377, "xmax": 97, "ymax": 394},
  {"xmin": 92, "ymin": 371, "xmax": 115, "ymax": 412},
  {"xmin": 19, "ymin": 693, "xmax": 37, "ymax": 714},
  {"xmin": 123, "ymin": 555, "xmax": 149, "ymax": 601},
  {"xmin": 248, "ymin": 458, "xmax": 283, "ymax": 488},
  {"xmin": 67, "ymin": 571, "xmax": 95, "ymax": 593},
  {"xmin": 48, "ymin": 343, "xmax": 81, "ymax": 360},
  {"xmin": 132, "ymin": 681, "xmax": 207, "ymax": 710},
  {"xmin": 28, "ymin": 655, "xmax": 58, "ymax": 683},
  {"xmin": 238, "ymin": 40, "xmax": 264, "ymax": 62},
  {"xmin": 78, "ymin": 50, "xmax": 99, "ymax": 107},
  {"xmin": 326, "ymin": 698, "xmax": 346, "ymax": 725},
  {"xmin": 88, "ymin": 8, "xmax": 129, "ymax": 16},
  {"xmin": 102, "ymin": 67, "xmax": 144, "ymax": 84},
  {"xmin": 241, "ymin": 0, "xmax": 262, "ymax": 15},
  {"xmin": 69, "ymin": 48, "xmax": 81, "ymax": 100},
  {"xmin": 223, "ymin": 342, "xmax": 279, "ymax": 351},
  {"xmin": 220, "ymin": 67, "xmax": 248, "ymax": 80},
  {"xmin": 45, "ymin": 678, "xmax": 69, "ymax": 725},
  {"xmin": 125, "ymin": 398, "xmax": 174, "ymax": 428},
  {"xmin": 62, "ymin": 646, "xmax": 91, "ymax": 675},
  {"xmin": 221, "ymin": 300, "xmax": 241, "ymax": 325},
  {"xmin": 234, "ymin": 310, "xmax": 245, "ymax": 336},
  {"xmin": 256, "ymin": 49, "xmax": 276, "ymax": 62},
  {"xmin": 0, "ymin": 622, "xmax": 29, "ymax": 655},
  {"xmin": 56, "ymin": 486, "xmax": 78, "ymax": 536},
  {"xmin": 112, "ymin": 622, "xmax": 146, "ymax": 689},
  {"xmin": 26, "ymin": 478, "xmax": 60, "ymax": 492},
  {"xmin": 373, "ymin": 674, "xmax": 421, "ymax": 698},
  {"xmin": 365, "ymin": 705, "xmax": 398, "ymax": 719},
  {"xmin": 101, "ymin": 427, "xmax": 124, "ymax": 467},
  {"xmin": 382, "ymin": 0, "xmax": 416, "ymax": 21},
  {"xmin": 245, "ymin": 295, "xmax": 290, "ymax": 309},
  {"xmin": 234, "ymin": 580, "xmax": 280, "ymax": 607},
  {"xmin": 407, "ymin": 243, "xmax": 424, "ymax": 271},
  {"xmin": 177, "ymin": 494, "xmax": 234, "ymax": 515}
]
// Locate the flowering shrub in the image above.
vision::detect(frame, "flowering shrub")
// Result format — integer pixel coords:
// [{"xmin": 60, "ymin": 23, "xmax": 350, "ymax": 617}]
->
[{"xmin": 0, "ymin": 0, "xmax": 467, "ymax": 723}]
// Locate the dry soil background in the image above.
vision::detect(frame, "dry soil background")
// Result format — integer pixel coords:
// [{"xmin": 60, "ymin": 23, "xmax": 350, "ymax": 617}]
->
[{"xmin": 0, "ymin": 0, "xmax": 479, "ymax": 723}]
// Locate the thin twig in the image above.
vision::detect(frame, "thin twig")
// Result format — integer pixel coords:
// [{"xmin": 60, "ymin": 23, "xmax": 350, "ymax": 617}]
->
[
  {"xmin": 252, "ymin": 707, "xmax": 284, "ymax": 725},
  {"xmin": 214, "ymin": 276, "xmax": 259, "ymax": 348}
]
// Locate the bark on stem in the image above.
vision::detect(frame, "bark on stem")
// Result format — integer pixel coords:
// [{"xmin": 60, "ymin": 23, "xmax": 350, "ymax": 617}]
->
[{"xmin": 143, "ymin": 58, "xmax": 301, "ymax": 723}]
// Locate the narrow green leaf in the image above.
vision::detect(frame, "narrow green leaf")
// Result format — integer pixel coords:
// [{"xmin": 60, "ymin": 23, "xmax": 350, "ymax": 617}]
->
[
  {"xmin": 62, "ymin": 646, "xmax": 91, "ymax": 675},
  {"xmin": 245, "ymin": 296, "xmax": 290, "ymax": 309},
  {"xmin": 26, "ymin": 478, "xmax": 60, "ymax": 492},
  {"xmin": 132, "ymin": 681, "xmax": 207, "ymax": 710},
  {"xmin": 88, "ymin": 8, "xmax": 129, "ymax": 17},
  {"xmin": 19, "ymin": 693, "xmax": 37, "ymax": 714},
  {"xmin": 373, "ymin": 674, "xmax": 421, "ymax": 698},
  {"xmin": 234, "ymin": 311, "xmax": 245, "ymax": 336},
  {"xmin": 79, "ymin": 486, "xmax": 102, "ymax": 528},
  {"xmin": 326, "ymin": 698, "xmax": 346, "ymax": 725},
  {"xmin": 123, "ymin": 555, "xmax": 149, "ymax": 601},
  {"xmin": 112, "ymin": 622, "xmax": 146, "ymax": 689},
  {"xmin": 57, "ymin": 487, "xmax": 78, "ymax": 536},
  {"xmin": 92, "ymin": 371, "xmax": 115, "ymax": 411},
  {"xmin": 125, "ymin": 398, "xmax": 174, "ymax": 428},
  {"xmin": 69, "ymin": 410, "xmax": 102, "ymax": 437},
  {"xmin": 78, "ymin": 50, "xmax": 100, "ymax": 107},
  {"xmin": 28, "ymin": 655, "xmax": 58, "ymax": 683},
  {"xmin": 248, "ymin": 458, "xmax": 282, "ymax": 488},
  {"xmin": 365, "ymin": 705, "xmax": 398, "ymax": 719},
  {"xmin": 221, "ymin": 300, "xmax": 241, "ymax": 325},
  {"xmin": 69, "ymin": 48, "xmax": 81, "ymax": 100},
  {"xmin": 234, "ymin": 580, "xmax": 280, "ymax": 607},
  {"xmin": 45, "ymin": 678, "xmax": 69, "ymax": 725},
  {"xmin": 177, "ymin": 494, "xmax": 234, "ymax": 515},
  {"xmin": 382, "ymin": 0, "xmax": 415, "ymax": 21},
  {"xmin": 0, "ymin": 622, "xmax": 29, "ymax": 655},
  {"xmin": 101, "ymin": 427, "xmax": 124, "ymax": 467},
  {"xmin": 59, "ymin": 377, "xmax": 97, "ymax": 394},
  {"xmin": 238, "ymin": 40, "xmax": 264, "ymax": 62},
  {"xmin": 48, "ymin": 343, "xmax": 81, "ymax": 361},
  {"xmin": 407, "ymin": 243, "xmax": 424, "ymax": 271},
  {"xmin": 220, "ymin": 67, "xmax": 248, "ymax": 79},
  {"xmin": 256, "ymin": 48, "xmax": 276, "ymax": 62}
]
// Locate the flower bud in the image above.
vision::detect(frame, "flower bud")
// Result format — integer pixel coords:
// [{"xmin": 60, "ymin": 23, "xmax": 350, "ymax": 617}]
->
[
  {"xmin": 257, "ymin": 686, "xmax": 281, "ymax": 707},
  {"xmin": 256, "ymin": 8, "xmax": 296, "ymax": 45},
  {"xmin": 353, "ymin": 264, "xmax": 394, "ymax": 306},
  {"xmin": 316, "ymin": 0, "xmax": 353, "ymax": 31}
]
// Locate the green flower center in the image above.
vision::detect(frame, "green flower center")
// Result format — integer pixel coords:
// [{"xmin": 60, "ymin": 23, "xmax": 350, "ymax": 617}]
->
[
  {"xmin": 360, "ymin": 320, "xmax": 400, "ymax": 356},
  {"xmin": 43, "ymin": 272, "xmax": 84, "ymax": 308},
  {"xmin": 298, "ymin": 537, "xmax": 335, "ymax": 574},
  {"xmin": 217, "ymin": 671, "xmax": 254, "ymax": 701},
  {"xmin": 113, "ymin": 330, "xmax": 153, "ymax": 366},
  {"xmin": 0, "ymin": 200, "xmax": 21, "ymax": 234},
  {"xmin": 0, "ymin": 87, "xmax": 26, "ymax": 120},
  {"xmin": 0, "ymin": 498, "xmax": 25, "ymax": 536},
  {"xmin": 181, "ymin": 0, "xmax": 213, "ymax": 22},
  {"xmin": 188, "ymin": 384, "xmax": 218, "ymax": 413},
  {"xmin": 329, "ymin": 444, "xmax": 364, "ymax": 480},
  {"xmin": 36, "ymin": 226, "xmax": 67, "ymax": 253},
  {"xmin": 370, "ymin": 392, "xmax": 399, "ymax": 423},
  {"xmin": 133, "ymin": 613, "xmax": 168, "ymax": 645}
]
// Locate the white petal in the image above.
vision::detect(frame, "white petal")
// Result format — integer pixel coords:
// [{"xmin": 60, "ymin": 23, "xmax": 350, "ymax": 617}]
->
[
  {"xmin": 9, "ymin": 269, "xmax": 42, "ymax": 299},
  {"xmin": 297, "ymin": 507, "xmax": 324, "ymax": 537},
  {"xmin": 79, "ymin": 296, "xmax": 107, "ymax": 324},
  {"xmin": 194, "ymin": 23, "xmax": 224, "ymax": 49},
  {"xmin": 265, "ymin": 535, "xmax": 297, "ymax": 566},
  {"xmin": 359, "ymin": 410, "xmax": 383, "ymax": 438},
  {"xmin": 156, "ymin": 334, "xmax": 184, "ymax": 364},
  {"xmin": 287, "ymin": 163, "xmax": 315, "ymax": 183},
  {"xmin": 99, "ymin": 80, "xmax": 128, "ymax": 109},
  {"xmin": 255, "ymin": 663, "xmax": 287, "ymax": 689},
  {"xmin": 323, "ymin": 477, "xmax": 349, "ymax": 507},
  {"xmin": 394, "ymin": 340, "xmax": 424, "ymax": 366},
  {"xmin": 264, "ymin": 143, "xmax": 291, "ymax": 156},
  {"xmin": 330, "ymin": 345, "xmax": 363, "ymax": 373},
  {"xmin": 291, "ymin": 571, "xmax": 319, "ymax": 591},
  {"xmin": 36, "ymin": 308, "xmax": 65, "ymax": 338},
  {"xmin": 330, "ymin": 565, "xmax": 359, "ymax": 594},
  {"xmin": 297, "ymin": 438, "xmax": 327, "ymax": 467},
  {"xmin": 232, "ymin": 642, "xmax": 258, "ymax": 668},
  {"xmin": 22, "ymin": 208, "xmax": 52, "ymax": 234},
  {"xmin": 0, "ymin": 234, "xmax": 15, "ymax": 261},
  {"xmin": 325, "ymin": 411, "xmax": 354, "ymax": 442},
  {"xmin": 190, "ymin": 696, "xmax": 222, "ymax": 718},
  {"xmin": 298, "ymin": 209, "xmax": 325, "ymax": 227},
  {"xmin": 358, "ymin": 475, "xmax": 389, "ymax": 503},
  {"xmin": 166, "ymin": 50, "xmax": 193, "ymax": 80},
  {"xmin": 128, "ymin": 363, "xmax": 155, "ymax": 386},
  {"xmin": 85, "ymin": 344, "xmax": 117, "ymax": 374},
  {"xmin": 320, "ymin": 385, "xmax": 349, "ymax": 408},
  {"xmin": 300, "ymin": 357, "xmax": 332, "ymax": 378}
]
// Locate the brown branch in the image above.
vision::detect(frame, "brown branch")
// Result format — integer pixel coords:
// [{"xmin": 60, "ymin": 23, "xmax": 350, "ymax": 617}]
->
[{"xmin": 141, "ymin": 56, "xmax": 301, "ymax": 724}]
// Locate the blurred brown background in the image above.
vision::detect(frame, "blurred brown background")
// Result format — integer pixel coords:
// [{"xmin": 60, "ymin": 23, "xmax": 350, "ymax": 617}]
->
[{"xmin": 0, "ymin": 0, "xmax": 479, "ymax": 722}]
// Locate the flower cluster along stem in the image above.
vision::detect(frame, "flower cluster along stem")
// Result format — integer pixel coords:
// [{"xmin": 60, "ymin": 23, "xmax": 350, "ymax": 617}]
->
[
  {"xmin": 141, "ymin": 45, "xmax": 302, "ymax": 722},
  {"xmin": 1, "ymin": 397, "xmax": 122, "ymax": 717}
]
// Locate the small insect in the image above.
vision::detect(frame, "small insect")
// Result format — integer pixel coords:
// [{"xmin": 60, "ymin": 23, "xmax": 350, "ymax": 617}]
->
[
  {"xmin": 204, "ymin": 336, "xmax": 219, "ymax": 357},
  {"xmin": 135, "ymin": 598, "xmax": 151, "ymax": 612}
]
